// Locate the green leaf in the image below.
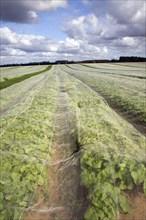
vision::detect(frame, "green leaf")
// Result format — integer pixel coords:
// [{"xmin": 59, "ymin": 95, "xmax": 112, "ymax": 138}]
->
[
  {"xmin": 38, "ymin": 176, "xmax": 44, "ymax": 186},
  {"xmin": 0, "ymin": 192, "xmax": 4, "ymax": 201},
  {"xmin": 84, "ymin": 207, "xmax": 100, "ymax": 220},
  {"xmin": 13, "ymin": 208, "xmax": 21, "ymax": 220},
  {"xmin": 118, "ymin": 195, "xmax": 130, "ymax": 213},
  {"xmin": 11, "ymin": 172, "xmax": 20, "ymax": 181},
  {"xmin": 119, "ymin": 181, "xmax": 127, "ymax": 190},
  {"xmin": 19, "ymin": 201, "xmax": 28, "ymax": 207},
  {"xmin": 0, "ymin": 180, "xmax": 5, "ymax": 185},
  {"xmin": 20, "ymin": 165, "xmax": 27, "ymax": 173},
  {"xmin": 4, "ymin": 162, "xmax": 12, "ymax": 171},
  {"xmin": 0, "ymin": 210, "xmax": 7, "ymax": 220},
  {"xmin": 5, "ymin": 194, "xmax": 13, "ymax": 201},
  {"xmin": 24, "ymin": 148, "xmax": 30, "ymax": 154},
  {"xmin": 131, "ymin": 165, "xmax": 145, "ymax": 185}
]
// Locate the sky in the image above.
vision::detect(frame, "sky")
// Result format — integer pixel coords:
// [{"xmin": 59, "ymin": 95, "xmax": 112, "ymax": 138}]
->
[{"xmin": 0, "ymin": 0, "xmax": 146, "ymax": 64}]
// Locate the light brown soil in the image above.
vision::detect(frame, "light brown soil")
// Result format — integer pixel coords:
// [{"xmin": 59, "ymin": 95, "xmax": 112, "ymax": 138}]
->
[{"xmin": 118, "ymin": 186, "xmax": 146, "ymax": 220}]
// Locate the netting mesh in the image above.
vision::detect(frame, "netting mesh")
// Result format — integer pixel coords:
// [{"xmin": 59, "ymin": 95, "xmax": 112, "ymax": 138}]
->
[{"xmin": 0, "ymin": 65, "xmax": 146, "ymax": 220}]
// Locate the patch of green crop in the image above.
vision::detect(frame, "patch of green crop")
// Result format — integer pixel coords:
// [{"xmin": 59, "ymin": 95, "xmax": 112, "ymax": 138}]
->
[
  {"xmin": 81, "ymin": 149, "xmax": 145, "ymax": 219},
  {"xmin": 0, "ymin": 65, "xmax": 51, "ymax": 90}
]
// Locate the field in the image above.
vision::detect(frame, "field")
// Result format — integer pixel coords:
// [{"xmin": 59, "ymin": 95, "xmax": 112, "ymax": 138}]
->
[{"xmin": 0, "ymin": 63, "xmax": 146, "ymax": 220}]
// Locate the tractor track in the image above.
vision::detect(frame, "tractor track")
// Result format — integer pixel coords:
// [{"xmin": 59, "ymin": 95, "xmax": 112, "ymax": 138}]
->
[{"xmin": 23, "ymin": 71, "xmax": 87, "ymax": 220}]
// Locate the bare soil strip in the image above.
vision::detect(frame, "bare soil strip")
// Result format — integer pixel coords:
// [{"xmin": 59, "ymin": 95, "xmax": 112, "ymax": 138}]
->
[{"xmin": 23, "ymin": 74, "xmax": 87, "ymax": 220}]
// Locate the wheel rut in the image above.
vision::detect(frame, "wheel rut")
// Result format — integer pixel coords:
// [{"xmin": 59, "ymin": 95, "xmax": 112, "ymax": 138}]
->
[
  {"xmin": 45, "ymin": 74, "xmax": 87, "ymax": 220},
  {"xmin": 23, "ymin": 73, "xmax": 87, "ymax": 220}
]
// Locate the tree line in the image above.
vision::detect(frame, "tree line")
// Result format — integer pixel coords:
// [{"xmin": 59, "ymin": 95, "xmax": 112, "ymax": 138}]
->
[{"xmin": 1, "ymin": 56, "xmax": 146, "ymax": 67}]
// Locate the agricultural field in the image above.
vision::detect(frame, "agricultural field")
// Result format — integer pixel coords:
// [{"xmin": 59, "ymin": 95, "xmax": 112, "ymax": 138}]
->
[
  {"xmin": 0, "ymin": 65, "xmax": 48, "ymax": 82},
  {"xmin": 0, "ymin": 63, "xmax": 146, "ymax": 220},
  {"xmin": 62, "ymin": 63, "xmax": 146, "ymax": 131}
]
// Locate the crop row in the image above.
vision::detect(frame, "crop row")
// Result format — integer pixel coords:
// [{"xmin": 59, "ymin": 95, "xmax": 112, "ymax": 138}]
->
[
  {"xmin": 0, "ymin": 74, "xmax": 59, "ymax": 220},
  {"xmin": 0, "ymin": 65, "xmax": 51, "ymax": 90},
  {"xmin": 61, "ymin": 64, "xmax": 146, "ymax": 124},
  {"xmin": 79, "ymin": 63, "xmax": 146, "ymax": 78},
  {"xmin": 58, "ymin": 67, "xmax": 146, "ymax": 220},
  {"xmin": 0, "ymin": 65, "xmax": 48, "ymax": 82},
  {"xmin": 0, "ymin": 71, "xmax": 48, "ymax": 110}
]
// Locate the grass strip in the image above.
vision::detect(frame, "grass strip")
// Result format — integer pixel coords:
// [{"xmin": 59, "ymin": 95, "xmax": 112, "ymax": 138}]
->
[{"xmin": 0, "ymin": 65, "xmax": 51, "ymax": 90}]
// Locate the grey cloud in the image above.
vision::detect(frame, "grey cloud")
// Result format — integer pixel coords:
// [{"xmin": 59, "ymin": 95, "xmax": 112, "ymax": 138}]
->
[
  {"xmin": 93, "ymin": 0, "xmax": 145, "ymax": 38},
  {"xmin": 57, "ymin": 48, "xmax": 80, "ymax": 54},
  {"xmin": 108, "ymin": 0, "xmax": 145, "ymax": 25},
  {"xmin": 1, "ymin": 1, "xmax": 38, "ymax": 23},
  {"xmin": 1, "ymin": 0, "xmax": 67, "ymax": 23}
]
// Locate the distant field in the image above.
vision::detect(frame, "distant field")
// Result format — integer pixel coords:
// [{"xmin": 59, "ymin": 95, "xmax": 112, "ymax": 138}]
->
[
  {"xmin": 0, "ymin": 65, "xmax": 51, "ymax": 90},
  {"xmin": 0, "ymin": 63, "xmax": 146, "ymax": 220},
  {"xmin": 0, "ymin": 65, "xmax": 48, "ymax": 82}
]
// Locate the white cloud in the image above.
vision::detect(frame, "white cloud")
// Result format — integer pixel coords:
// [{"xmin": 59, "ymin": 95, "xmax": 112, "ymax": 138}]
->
[
  {"xmin": 121, "ymin": 37, "xmax": 137, "ymax": 47},
  {"xmin": 25, "ymin": 0, "xmax": 68, "ymax": 11},
  {"xmin": 64, "ymin": 13, "xmax": 102, "ymax": 41},
  {"xmin": 28, "ymin": 11, "xmax": 38, "ymax": 21},
  {"xmin": 0, "ymin": 26, "xmax": 110, "ymax": 64},
  {"xmin": 0, "ymin": 27, "xmax": 18, "ymax": 44},
  {"xmin": 82, "ymin": 0, "xmax": 89, "ymax": 6}
]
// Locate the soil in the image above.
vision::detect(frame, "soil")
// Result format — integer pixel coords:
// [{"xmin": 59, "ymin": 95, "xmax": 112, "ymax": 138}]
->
[
  {"xmin": 118, "ymin": 186, "xmax": 146, "ymax": 220},
  {"xmin": 23, "ymin": 73, "xmax": 88, "ymax": 220}
]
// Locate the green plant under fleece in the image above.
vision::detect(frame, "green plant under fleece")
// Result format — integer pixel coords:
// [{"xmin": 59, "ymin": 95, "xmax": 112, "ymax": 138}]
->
[
  {"xmin": 0, "ymin": 65, "xmax": 51, "ymax": 90},
  {"xmin": 81, "ymin": 148, "xmax": 146, "ymax": 220},
  {"xmin": 59, "ymin": 69, "xmax": 146, "ymax": 220},
  {"xmin": 0, "ymin": 74, "xmax": 58, "ymax": 220}
]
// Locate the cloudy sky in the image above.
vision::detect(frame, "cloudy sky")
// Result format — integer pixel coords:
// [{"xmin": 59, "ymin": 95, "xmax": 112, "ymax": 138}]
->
[{"xmin": 1, "ymin": 0, "xmax": 146, "ymax": 64}]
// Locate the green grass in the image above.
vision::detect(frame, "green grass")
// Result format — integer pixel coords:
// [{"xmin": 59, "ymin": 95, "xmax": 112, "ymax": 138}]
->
[{"xmin": 0, "ymin": 65, "xmax": 51, "ymax": 90}]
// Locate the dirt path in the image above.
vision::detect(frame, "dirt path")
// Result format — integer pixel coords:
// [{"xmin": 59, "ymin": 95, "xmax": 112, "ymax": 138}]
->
[{"xmin": 23, "ymin": 73, "xmax": 87, "ymax": 220}]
